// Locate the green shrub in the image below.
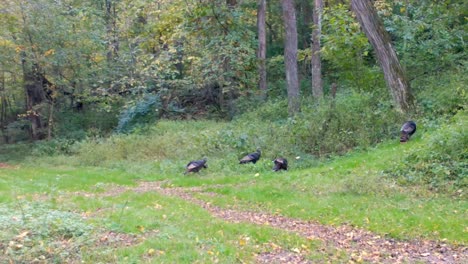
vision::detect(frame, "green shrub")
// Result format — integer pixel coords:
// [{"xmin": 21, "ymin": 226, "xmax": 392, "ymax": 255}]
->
[
  {"xmin": 414, "ymin": 69, "xmax": 467, "ymax": 118},
  {"xmin": 0, "ymin": 202, "xmax": 93, "ymax": 263},
  {"xmin": 291, "ymin": 92, "xmax": 402, "ymax": 156},
  {"xmin": 386, "ymin": 110, "xmax": 467, "ymax": 192},
  {"xmin": 31, "ymin": 138, "xmax": 78, "ymax": 156},
  {"xmin": 116, "ymin": 94, "xmax": 161, "ymax": 134},
  {"xmin": 72, "ymin": 92, "xmax": 404, "ymax": 172}
]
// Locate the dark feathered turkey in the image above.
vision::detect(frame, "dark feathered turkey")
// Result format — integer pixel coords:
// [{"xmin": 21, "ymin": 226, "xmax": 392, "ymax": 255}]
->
[
  {"xmin": 400, "ymin": 121, "xmax": 417, "ymax": 143},
  {"xmin": 185, "ymin": 158, "xmax": 207, "ymax": 174},
  {"xmin": 239, "ymin": 148, "xmax": 261, "ymax": 164},
  {"xmin": 273, "ymin": 157, "xmax": 288, "ymax": 171}
]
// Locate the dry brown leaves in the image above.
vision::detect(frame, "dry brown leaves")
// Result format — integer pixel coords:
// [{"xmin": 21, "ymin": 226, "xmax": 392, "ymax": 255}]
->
[{"xmin": 74, "ymin": 181, "xmax": 468, "ymax": 263}]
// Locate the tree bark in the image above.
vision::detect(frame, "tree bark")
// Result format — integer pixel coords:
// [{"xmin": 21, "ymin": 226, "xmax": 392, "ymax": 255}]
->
[
  {"xmin": 311, "ymin": 0, "xmax": 323, "ymax": 98},
  {"xmin": 105, "ymin": 0, "xmax": 119, "ymax": 62},
  {"xmin": 281, "ymin": 0, "xmax": 300, "ymax": 115},
  {"xmin": 257, "ymin": 0, "xmax": 267, "ymax": 99},
  {"xmin": 0, "ymin": 71, "xmax": 9, "ymax": 143},
  {"xmin": 351, "ymin": 0, "xmax": 414, "ymax": 112},
  {"xmin": 21, "ymin": 57, "xmax": 47, "ymax": 140}
]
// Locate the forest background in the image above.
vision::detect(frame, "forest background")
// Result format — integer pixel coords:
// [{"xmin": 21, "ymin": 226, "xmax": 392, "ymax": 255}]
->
[
  {"xmin": 0, "ymin": 0, "xmax": 466, "ymax": 190},
  {"xmin": 0, "ymin": 0, "xmax": 466, "ymax": 262}
]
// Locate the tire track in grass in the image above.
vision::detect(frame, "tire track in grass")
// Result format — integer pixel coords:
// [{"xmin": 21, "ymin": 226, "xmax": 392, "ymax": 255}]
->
[{"xmin": 80, "ymin": 181, "xmax": 467, "ymax": 264}]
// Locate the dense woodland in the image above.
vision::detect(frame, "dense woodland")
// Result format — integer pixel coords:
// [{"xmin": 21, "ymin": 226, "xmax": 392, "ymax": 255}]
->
[
  {"xmin": 0, "ymin": 0, "xmax": 465, "ymax": 143},
  {"xmin": 0, "ymin": 1, "xmax": 466, "ymax": 262}
]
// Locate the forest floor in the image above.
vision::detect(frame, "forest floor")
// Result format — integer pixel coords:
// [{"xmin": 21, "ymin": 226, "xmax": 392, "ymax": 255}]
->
[{"xmin": 71, "ymin": 181, "xmax": 467, "ymax": 264}]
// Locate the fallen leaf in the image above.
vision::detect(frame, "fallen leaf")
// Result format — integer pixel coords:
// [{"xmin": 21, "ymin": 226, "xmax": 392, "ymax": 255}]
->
[{"xmin": 16, "ymin": 231, "xmax": 29, "ymax": 240}]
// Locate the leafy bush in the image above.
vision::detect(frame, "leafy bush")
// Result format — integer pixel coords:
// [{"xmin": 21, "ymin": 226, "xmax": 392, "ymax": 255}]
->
[
  {"xmin": 73, "ymin": 92, "xmax": 404, "ymax": 171},
  {"xmin": 381, "ymin": 1, "xmax": 466, "ymax": 77},
  {"xmin": 116, "ymin": 94, "xmax": 161, "ymax": 134},
  {"xmin": 414, "ymin": 68, "xmax": 467, "ymax": 118},
  {"xmin": 0, "ymin": 202, "xmax": 94, "ymax": 263},
  {"xmin": 30, "ymin": 138, "xmax": 78, "ymax": 156},
  {"xmin": 290, "ymin": 92, "xmax": 402, "ymax": 155},
  {"xmin": 385, "ymin": 111, "xmax": 467, "ymax": 192},
  {"xmin": 54, "ymin": 106, "xmax": 120, "ymax": 140}
]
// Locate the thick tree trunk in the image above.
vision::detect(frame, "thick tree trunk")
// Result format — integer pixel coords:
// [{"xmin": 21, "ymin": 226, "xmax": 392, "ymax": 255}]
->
[
  {"xmin": 281, "ymin": 0, "xmax": 300, "ymax": 115},
  {"xmin": 351, "ymin": 0, "xmax": 414, "ymax": 112},
  {"xmin": 311, "ymin": 0, "xmax": 323, "ymax": 98},
  {"xmin": 257, "ymin": 0, "xmax": 267, "ymax": 99},
  {"xmin": 22, "ymin": 62, "xmax": 46, "ymax": 140}
]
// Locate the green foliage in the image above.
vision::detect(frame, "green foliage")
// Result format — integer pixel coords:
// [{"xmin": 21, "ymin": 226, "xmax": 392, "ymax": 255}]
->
[
  {"xmin": 30, "ymin": 138, "xmax": 77, "ymax": 156},
  {"xmin": 0, "ymin": 202, "xmax": 93, "ymax": 263},
  {"xmin": 413, "ymin": 68, "xmax": 467, "ymax": 118},
  {"xmin": 386, "ymin": 111, "xmax": 467, "ymax": 191},
  {"xmin": 116, "ymin": 94, "xmax": 161, "ymax": 134},
  {"xmin": 291, "ymin": 92, "xmax": 402, "ymax": 155},
  {"xmin": 72, "ymin": 92, "xmax": 403, "ymax": 171},
  {"xmin": 381, "ymin": 0, "xmax": 466, "ymax": 76},
  {"xmin": 321, "ymin": 4, "xmax": 383, "ymax": 91}
]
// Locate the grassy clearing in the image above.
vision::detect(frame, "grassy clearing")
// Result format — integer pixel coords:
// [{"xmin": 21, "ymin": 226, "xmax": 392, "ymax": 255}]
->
[
  {"xmin": 1, "ymin": 184, "xmax": 344, "ymax": 263},
  {"xmin": 193, "ymin": 140, "xmax": 466, "ymax": 243},
  {"xmin": 0, "ymin": 110, "xmax": 466, "ymax": 262}
]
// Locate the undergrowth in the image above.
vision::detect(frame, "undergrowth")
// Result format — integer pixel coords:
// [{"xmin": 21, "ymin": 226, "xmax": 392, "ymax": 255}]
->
[
  {"xmin": 385, "ymin": 110, "xmax": 467, "ymax": 192},
  {"xmin": 0, "ymin": 202, "xmax": 94, "ymax": 263},
  {"xmin": 61, "ymin": 92, "xmax": 404, "ymax": 168}
]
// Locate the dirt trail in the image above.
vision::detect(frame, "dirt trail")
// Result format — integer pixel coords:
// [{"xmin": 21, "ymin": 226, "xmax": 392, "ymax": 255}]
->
[{"xmin": 84, "ymin": 181, "xmax": 467, "ymax": 263}]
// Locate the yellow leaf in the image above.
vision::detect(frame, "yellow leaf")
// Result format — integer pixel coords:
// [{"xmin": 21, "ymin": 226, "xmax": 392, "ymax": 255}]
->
[
  {"xmin": 238, "ymin": 238, "xmax": 246, "ymax": 246},
  {"xmin": 16, "ymin": 231, "xmax": 29, "ymax": 240},
  {"xmin": 137, "ymin": 225, "xmax": 145, "ymax": 232},
  {"xmin": 148, "ymin": 248, "xmax": 155, "ymax": 255},
  {"xmin": 0, "ymin": 39, "xmax": 14, "ymax": 47},
  {"xmin": 44, "ymin": 49, "xmax": 55, "ymax": 56}
]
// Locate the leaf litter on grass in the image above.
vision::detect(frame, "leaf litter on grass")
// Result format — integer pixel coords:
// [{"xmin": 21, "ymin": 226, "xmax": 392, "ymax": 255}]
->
[{"xmin": 68, "ymin": 181, "xmax": 467, "ymax": 264}]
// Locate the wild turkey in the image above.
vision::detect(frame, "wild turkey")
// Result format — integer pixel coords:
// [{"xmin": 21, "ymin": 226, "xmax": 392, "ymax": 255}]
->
[
  {"xmin": 273, "ymin": 157, "xmax": 288, "ymax": 171},
  {"xmin": 185, "ymin": 158, "xmax": 207, "ymax": 174},
  {"xmin": 400, "ymin": 121, "xmax": 417, "ymax": 143},
  {"xmin": 239, "ymin": 148, "xmax": 261, "ymax": 164}
]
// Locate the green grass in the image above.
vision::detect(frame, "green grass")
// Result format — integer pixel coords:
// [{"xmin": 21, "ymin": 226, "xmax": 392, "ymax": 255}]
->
[{"xmin": 0, "ymin": 114, "xmax": 466, "ymax": 262}]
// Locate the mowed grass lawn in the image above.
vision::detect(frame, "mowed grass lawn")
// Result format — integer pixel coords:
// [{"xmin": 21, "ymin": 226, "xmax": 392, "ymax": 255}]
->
[{"xmin": 0, "ymin": 138, "xmax": 466, "ymax": 263}]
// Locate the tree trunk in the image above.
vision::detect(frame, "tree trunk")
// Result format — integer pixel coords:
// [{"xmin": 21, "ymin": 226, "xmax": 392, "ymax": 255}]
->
[
  {"xmin": 22, "ymin": 61, "xmax": 46, "ymax": 140},
  {"xmin": 0, "ymin": 71, "xmax": 9, "ymax": 143},
  {"xmin": 47, "ymin": 102, "xmax": 54, "ymax": 140},
  {"xmin": 105, "ymin": 0, "xmax": 119, "ymax": 62},
  {"xmin": 281, "ymin": 0, "xmax": 300, "ymax": 115},
  {"xmin": 257, "ymin": 0, "xmax": 267, "ymax": 99},
  {"xmin": 311, "ymin": 0, "xmax": 323, "ymax": 98},
  {"xmin": 351, "ymin": 0, "xmax": 414, "ymax": 112}
]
